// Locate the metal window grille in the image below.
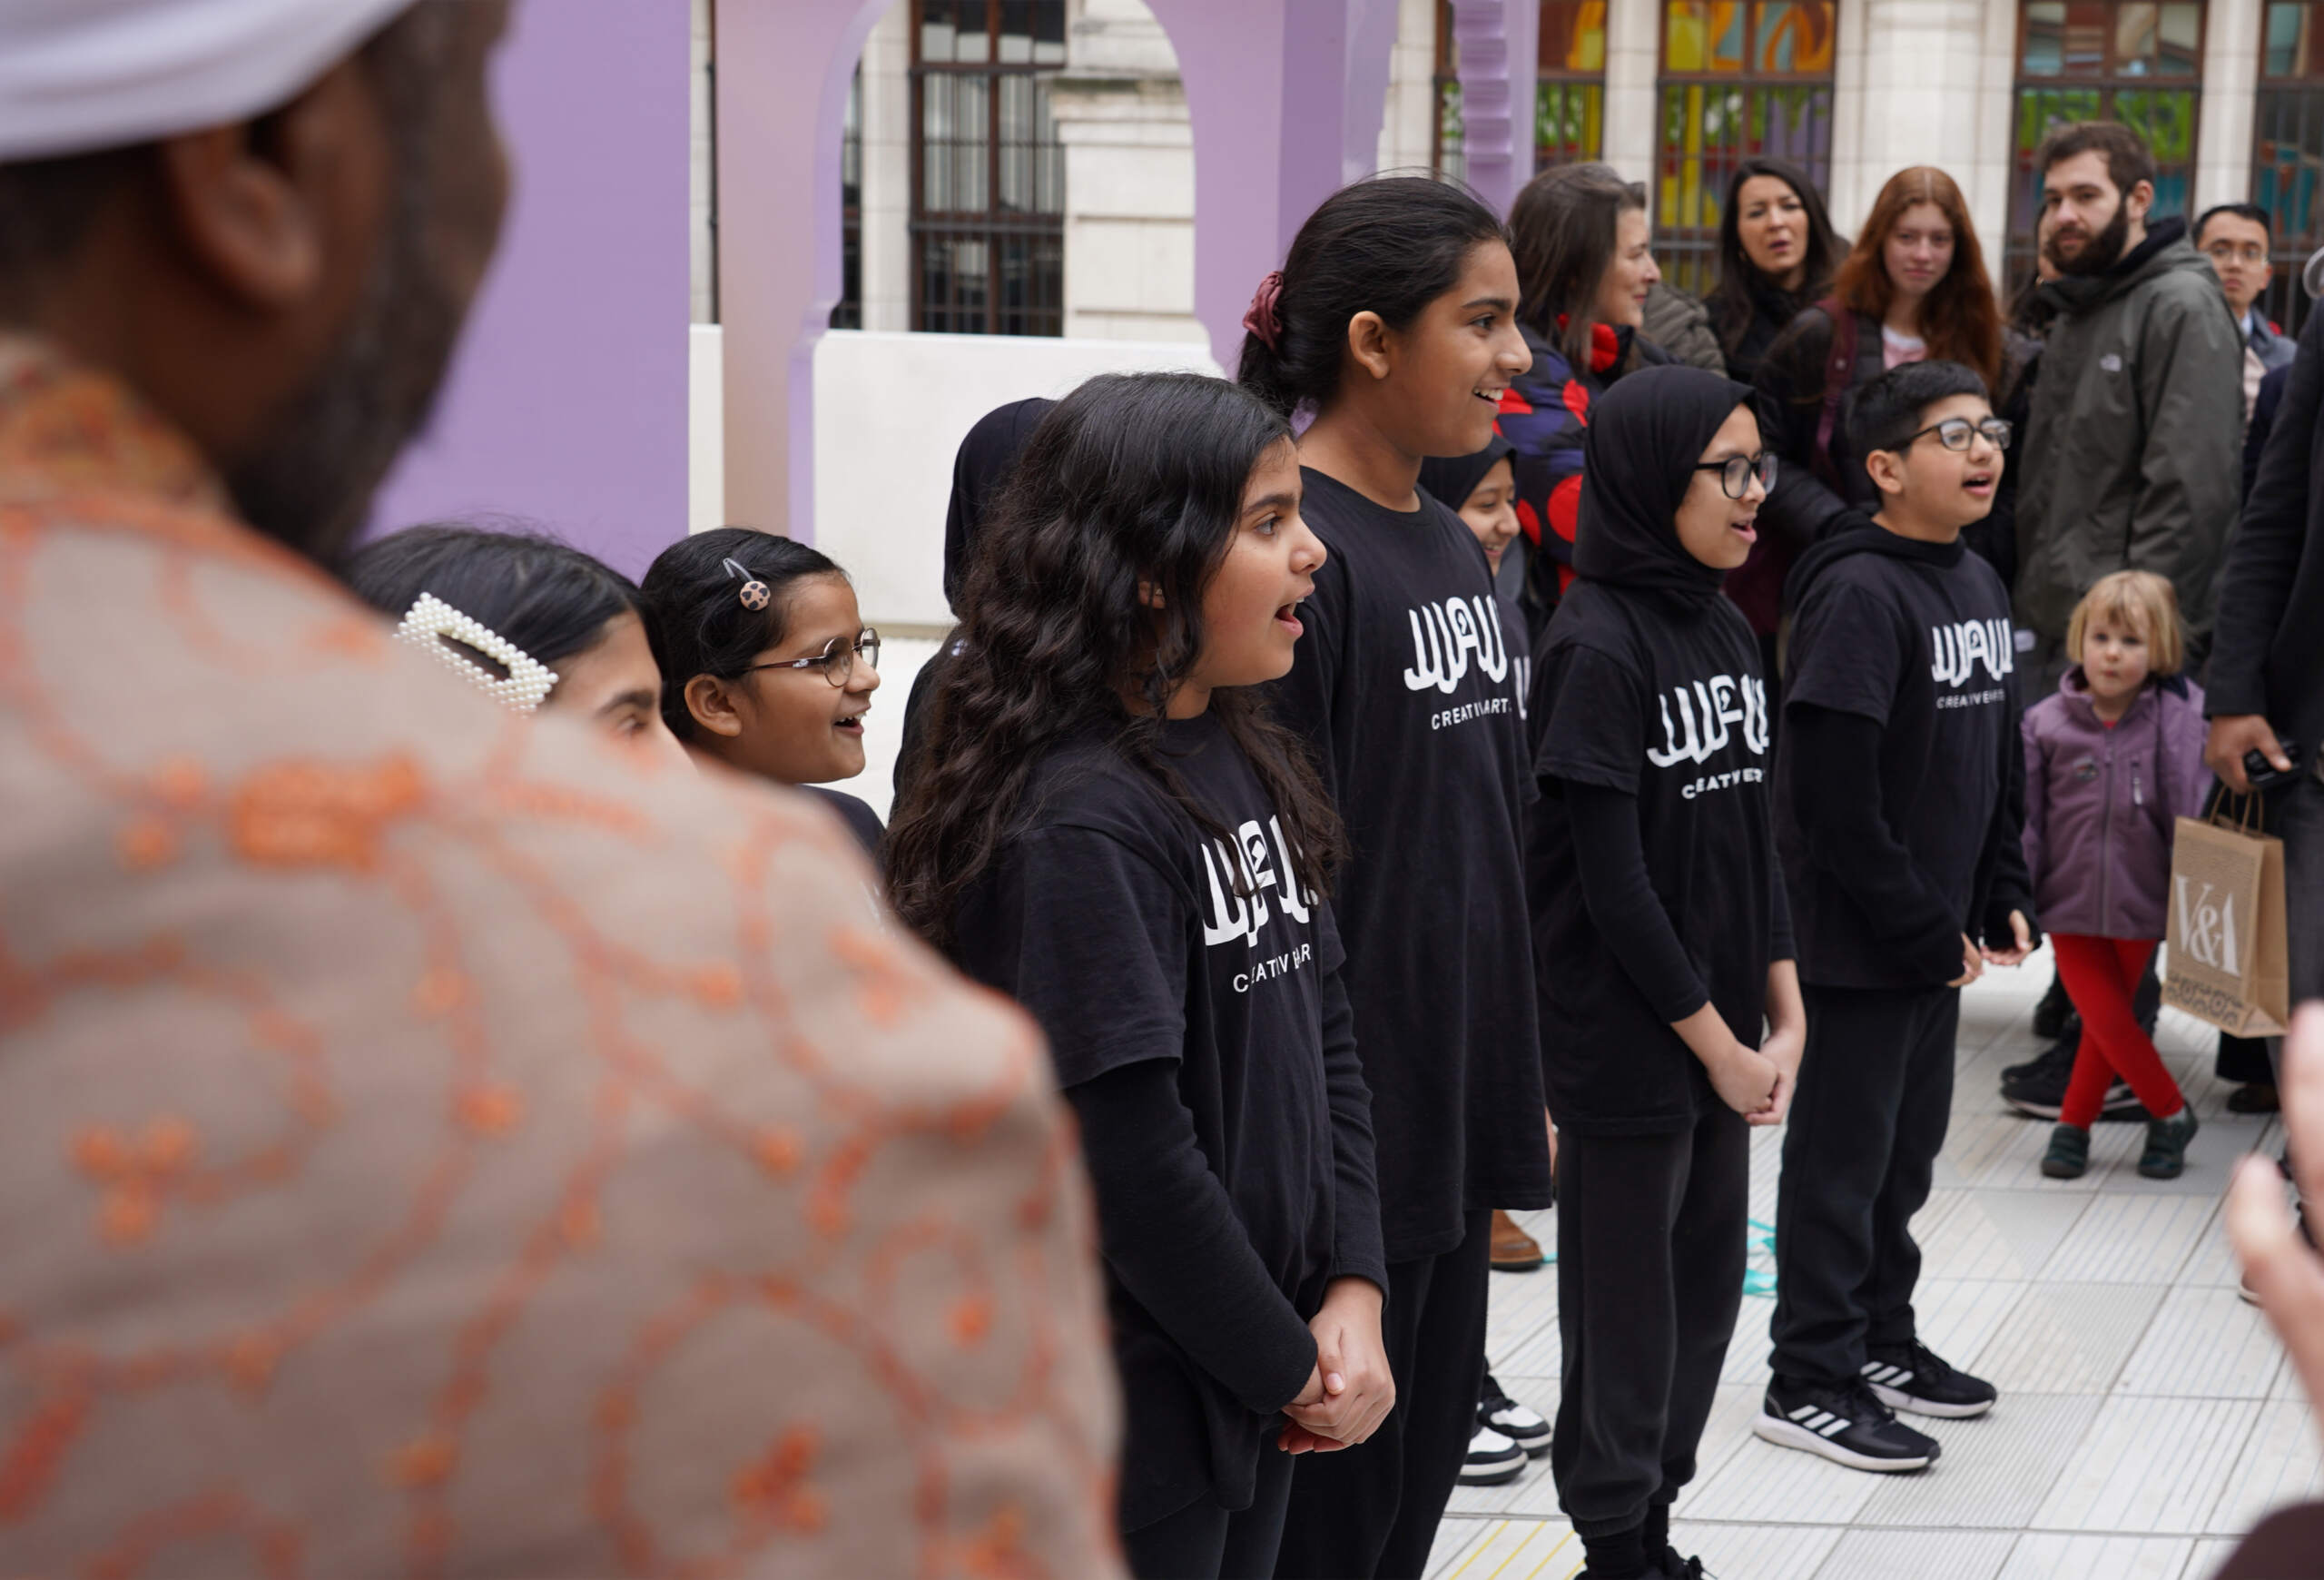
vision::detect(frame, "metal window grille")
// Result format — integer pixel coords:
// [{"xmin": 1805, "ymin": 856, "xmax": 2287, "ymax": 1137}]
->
[
  {"xmin": 911, "ymin": 0, "xmax": 1067, "ymax": 336},
  {"xmin": 833, "ymin": 64, "xmax": 864, "ymax": 330},
  {"xmin": 2006, "ymin": 0, "xmax": 2204, "ymax": 298},
  {"xmin": 1653, "ymin": 0, "xmax": 1837, "ymax": 299},
  {"xmin": 1433, "ymin": 3, "xmax": 1610, "ymax": 183},
  {"xmin": 2254, "ymin": 0, "xmax": 2324, "ymax": 335}
]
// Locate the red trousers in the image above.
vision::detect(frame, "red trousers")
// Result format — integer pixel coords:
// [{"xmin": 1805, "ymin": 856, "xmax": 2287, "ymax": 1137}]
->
[{"xmin": 2053, "ymin": 934, "xmax": 2186, "ymax": 1130}]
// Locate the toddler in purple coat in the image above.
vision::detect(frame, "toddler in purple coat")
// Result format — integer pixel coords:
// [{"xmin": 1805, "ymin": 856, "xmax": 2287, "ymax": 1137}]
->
[{"xmin": 2024, "ymin": 571, "xmax": 2213, "ymax": 1180}]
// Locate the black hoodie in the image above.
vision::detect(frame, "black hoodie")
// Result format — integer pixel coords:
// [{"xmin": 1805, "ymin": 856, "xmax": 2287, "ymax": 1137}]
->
[
  {"xmin": 1776, "ymin": 509, "xmax": 2036, "ymax": 989},
  {"xmin": 1527, "ymin": 367, "xmax": 1795, "ymax": 1135}
]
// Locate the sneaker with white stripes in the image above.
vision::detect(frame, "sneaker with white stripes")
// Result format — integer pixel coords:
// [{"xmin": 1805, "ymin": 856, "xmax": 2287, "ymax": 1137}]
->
[
  {"xmin": 1458, "ymin": 1424, "xmax": 1528, "ymax": 1486},
  {"xmin": 1862, "ymin": 1340, "xmax": 1996, "ymax": 1419},
  {"xmin": 1753, "ymin": 1377, "xmax": 1939, "ymax": 1472}
]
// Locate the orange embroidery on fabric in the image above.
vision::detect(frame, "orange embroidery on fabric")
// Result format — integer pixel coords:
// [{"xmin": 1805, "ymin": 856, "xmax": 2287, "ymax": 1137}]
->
[
  {"xmin": 228, "ymin": 755, "xmax": 426, "ymax": 872},
  {"xmin": 116, "ymin": 816, "xmax": 179, "ymax": 870},
  {"xmin": 455, "ymin": 1083, "xmax": 524, "ymax": 1137}
]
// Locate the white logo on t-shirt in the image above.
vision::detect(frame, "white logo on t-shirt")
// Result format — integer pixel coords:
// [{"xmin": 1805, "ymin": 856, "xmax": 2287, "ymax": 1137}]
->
[
  {"xmin": 1930, "ymin": 617, "xmax": 2014, "ymax": 689},
  {"xmin": 1200, "ymin": 815, "xmax": 1313, "ymax": 949},
  {"xmin": 1646, "ymin": 674, "xmax": 1770, "ymax": 768},
  {"xmin": 1402, "ymin": 596, "xmax": 1511, "ymax": 695}
]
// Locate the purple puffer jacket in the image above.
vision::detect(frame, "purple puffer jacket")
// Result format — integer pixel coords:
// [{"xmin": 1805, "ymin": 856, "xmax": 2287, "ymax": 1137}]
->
[{"xmin": 2022, "ymin": 668, "xmax": 2214, "ymax": 939}]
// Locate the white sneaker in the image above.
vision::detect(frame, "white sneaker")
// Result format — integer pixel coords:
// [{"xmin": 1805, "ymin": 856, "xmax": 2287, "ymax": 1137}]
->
[{"xmin": 1459, "ymin": 1424, "xmax": 1527, "ymax": 1486}]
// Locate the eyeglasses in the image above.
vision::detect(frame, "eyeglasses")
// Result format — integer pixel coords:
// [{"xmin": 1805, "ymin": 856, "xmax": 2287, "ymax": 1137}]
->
[
  {"xmin": 746, "ymin": 627, "xmax": 881, "ymax": 688},
  {"xmin": 1900, "ymin": 416, "xmax": 2013, "ymax": 453},
  {"xmin": 2201, "ymin": 241, "xmax": 2270, "ymax": 267},
  {"xmin": 1694, "ymin": 451, "xmax": 1778, "ymax": 499}
]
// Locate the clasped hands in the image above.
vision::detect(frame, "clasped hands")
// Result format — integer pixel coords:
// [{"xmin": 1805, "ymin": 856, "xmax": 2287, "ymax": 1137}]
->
[{"xmin": 1277, "ymin": 1276, "xmax": 1394, "ymax": 1455}]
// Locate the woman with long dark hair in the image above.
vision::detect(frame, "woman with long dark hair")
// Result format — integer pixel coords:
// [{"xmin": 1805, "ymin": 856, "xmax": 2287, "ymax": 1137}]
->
[
  {"xmin": 1236, "ymin": 174, "xmax": 1549, "ymax": 1579},
  {"xmin": 887, "ymin": 372, "xmax": 1388, "ymax": 1580},
  {"xmin": 1747, "ymin": 166, "xmax": 2005, "ymax": 665},
  {"xmin": 1500, "ymin": 162, "xmax": 1671, "ymax": 636},
  {"xmin": 1708, "ymin": 156, "xmax": 1846, "ymax": 386}
]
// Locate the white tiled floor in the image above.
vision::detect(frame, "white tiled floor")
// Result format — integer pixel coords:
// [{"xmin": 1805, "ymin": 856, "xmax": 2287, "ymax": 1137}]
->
[{"xmin": 1425, "ymin": 949, "xmax": 2308, "ymax": 1580}]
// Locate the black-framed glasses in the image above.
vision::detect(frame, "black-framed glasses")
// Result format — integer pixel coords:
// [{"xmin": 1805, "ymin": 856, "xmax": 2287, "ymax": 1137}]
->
[
  {"xmin": 1902, "ymin": 416, "xmax": 2012, "ymax": 453},
  {"xmin": 1694, "ymin": 451, "xmax": 1778, "ymax": 499},
  {"xmin": 746, "ymin": 627, "xmax": 881, "ymax": 688}
]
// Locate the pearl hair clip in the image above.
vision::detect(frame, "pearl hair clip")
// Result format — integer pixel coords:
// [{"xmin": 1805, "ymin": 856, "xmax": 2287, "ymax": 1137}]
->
[{"xmin": 392, "ymin": 591, "xmax": 560, "ymax": 714}]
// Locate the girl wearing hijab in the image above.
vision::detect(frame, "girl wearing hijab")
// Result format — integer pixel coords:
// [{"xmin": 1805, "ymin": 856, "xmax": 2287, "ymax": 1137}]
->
[
  {"xmin": 1707, "ymin": 157, "xmax": 1846, "ymax": 387},
  {"xmin": 1238, "ymin": 176, "xmax": 1551, "ymax": 1579},
  {"xmin": 1527, "ymin": 366, "xmax": 1807, "ymax": 1580},
  {"xmin": 895, "ymin": 397, "xmax": 1056, "ymax": 806},
  {"xmin": 1748, "ymin": 167, "xmax": 2005, "ymax": 666},
  {"xmin": 1500, "ymin": 163, "xmax": 1671, "ymax": 638}
]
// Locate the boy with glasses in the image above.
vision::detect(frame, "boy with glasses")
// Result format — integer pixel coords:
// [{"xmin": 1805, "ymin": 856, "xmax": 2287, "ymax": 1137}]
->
[
  {"xmin": 2196, "ymin": 202, "xmax": 2298, "ymax": 421},
  {"xmin": 1756, "ymin": 360, "xmax": 2038, "ymax": 1473}
]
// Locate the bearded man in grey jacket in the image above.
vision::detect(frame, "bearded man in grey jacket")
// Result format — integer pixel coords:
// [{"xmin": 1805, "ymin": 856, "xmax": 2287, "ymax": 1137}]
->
[{"xmin": 2014, "ymin": 122, "xmax": 2245, "ymax": 683}]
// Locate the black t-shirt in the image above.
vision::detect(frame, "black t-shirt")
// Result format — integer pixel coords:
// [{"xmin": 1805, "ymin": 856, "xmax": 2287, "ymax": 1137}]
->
[
  {"xmin": 951, "ymin": 712, "xmax": 1383, "ymax": 1526},
  {"xmin": 1267, "ymin": 467, "xmax": 1551, "ymax": 1261},
  {"xmin": 805, "ymin": 785, "xmax": 883, "ymax": 859},
  {"xmin": 1777, "ymin": 531, "xmax": 2024, "ymax": 987},
  {"xmin": 1528, "ymin": 582, "xmax": 1788, "ymax": 1134}
]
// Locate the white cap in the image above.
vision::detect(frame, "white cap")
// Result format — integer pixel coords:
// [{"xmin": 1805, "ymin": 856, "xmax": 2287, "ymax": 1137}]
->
[{"xmin": 0, "ymin": 0, "xmax": 417, "ymax": 163}]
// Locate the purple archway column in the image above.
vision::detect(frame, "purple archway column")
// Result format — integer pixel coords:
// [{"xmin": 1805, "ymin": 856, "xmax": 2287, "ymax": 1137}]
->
[
  {"xmin": 716, "ymin": 1, "xmax": 1401, "ymax": 538},
  {"xmin": 1452, "ymin": 0, "xmax": 1540, "ymax": 216},
  {"xmin": 368, "ymin": 0, "xmax": 691, "ymax": 578},
  {"xmin": 714, "ymin": 0, "xmax": 887, "ymax": 542}
]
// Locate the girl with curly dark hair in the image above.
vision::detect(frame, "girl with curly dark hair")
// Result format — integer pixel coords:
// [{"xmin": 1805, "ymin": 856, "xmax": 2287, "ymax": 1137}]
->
[
  {"xmin": 885, "ymin": 370, "xmax": 1388, "ymax": 1580},
  {"xmin": 1236, "ymin": 175, "xmax": 1550, "ymax": 1579}
]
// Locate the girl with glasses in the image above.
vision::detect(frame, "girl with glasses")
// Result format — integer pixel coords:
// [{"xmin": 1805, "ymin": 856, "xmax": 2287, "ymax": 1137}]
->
[
  {"xmin": 886, "ymin": 372, "xmax": 1387, "ymax": 1580},
  {"xmin": 1527, "ymin": 367, "xmax": 1803, "ymax": 1580},
  {"xmin": 638, "ymin": 528, "xmax": 885, "ymax": 857}
]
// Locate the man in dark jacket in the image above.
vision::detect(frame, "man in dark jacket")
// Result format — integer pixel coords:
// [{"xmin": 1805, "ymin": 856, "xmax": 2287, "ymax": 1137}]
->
[
  {"xmin": 2207, "ymin": 279, "xmax": 2324, "ymax": 1034},
  {"xmin": 2014, "ymin": 123, "xmax": 2244, "ymax": 685}
]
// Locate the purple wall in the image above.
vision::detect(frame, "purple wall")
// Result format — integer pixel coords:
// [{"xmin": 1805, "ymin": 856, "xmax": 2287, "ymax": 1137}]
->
[{"xmin": 367, "ymin": 0, "xmax": 692, "ymax": 580}]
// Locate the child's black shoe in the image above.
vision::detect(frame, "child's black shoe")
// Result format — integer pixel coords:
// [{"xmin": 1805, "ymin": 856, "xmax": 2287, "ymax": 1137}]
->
[
  {"xmin": 1754, "ymin": 1376, "xmax": 1938, "ymax": 1471},
  {"xmin": 2138, "ymin": 1107, "xmax": 2200, "ymax": 1180},
  {"xmin": 2042, "ymin": 1123, "xmax": 2090, "ymax": 1179},
  {"xmin": 1862, "ymin": 1339, "xmax": 1997, "ymax": 1418}
]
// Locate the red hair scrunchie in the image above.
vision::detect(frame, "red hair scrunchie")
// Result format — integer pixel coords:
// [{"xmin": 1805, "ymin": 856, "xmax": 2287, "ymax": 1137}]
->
[{"xmin": 1243, "ymin": 271, "xmax": 1286, "ymax": 351}]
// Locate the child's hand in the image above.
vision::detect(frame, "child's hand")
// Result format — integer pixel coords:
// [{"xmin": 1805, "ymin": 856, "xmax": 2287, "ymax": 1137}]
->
[
  {"xmin": 1947, "ymin": 933, "xmax": 1984, "ymax": 987},
  {"xmin": 1749, "ymin": 1022, "xmax": 1807, "ymax": 1126},
  {"xmin": 1282, "ymin": 1277, "xmax": 1393, "ymax": 1448},
  {"xmin": 1709, "ymin": 1042, "xmax": 1779, "ymax": 1116},
  {"xmin": 1982, "ymin": 911, "xmax": 2034, "ymax": 968}
]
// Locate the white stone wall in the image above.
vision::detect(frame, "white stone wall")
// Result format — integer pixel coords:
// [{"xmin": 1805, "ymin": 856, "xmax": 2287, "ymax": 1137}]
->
[
  {"xmin": 1379, "ymin": 0, "xmax": 1444, "ymax": 173},
  {"xmin": 1050, "ymin": 0, "xmax": 1205, "ymax": 341},
  {"xmin": 2198, "ymin": 0, "xmax": 2262, "ymax": 213},
  {"xmin": 858, "ymin": 5, "xmax": 915, "ymax": 333},
  {"xmin": 691, "ymin": 0, "xmax": 716, "ymax": 323}
]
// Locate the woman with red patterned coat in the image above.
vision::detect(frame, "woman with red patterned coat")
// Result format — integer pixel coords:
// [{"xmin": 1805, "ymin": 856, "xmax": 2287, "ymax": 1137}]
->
[{"xmin": 1500, "ymin": 163, "xmax": 1671, "ymax": 646}]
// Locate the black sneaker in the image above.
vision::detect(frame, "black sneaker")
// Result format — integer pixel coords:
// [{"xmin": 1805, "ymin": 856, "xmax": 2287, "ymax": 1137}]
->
[
  {"xmin": 2001, "ymin": 1026, "xmax": 2077, "ymax": 1087},
  {"xmin": 1658, "ymin": 1549, "xmax": 1713, "ymax": 1578},
  {"xmin": 1459, "ymin": 1423, "xmax": 1527, "ymax": 1486},
  {"xmin": 1754, "ymin": 1377, "xmax": 1938, "ymax": 1472},
  {"xmin": 2000, "ymin": 1035, "xmax": 2149, "ymax": 1121},
  {"xmin": 1862, "ymin": 1340, "xmax": 1996, "ymax": 1418},
  {"xmin": 1478, "ymin": 1371, "xmax": 1551, "ymax": 1456}
]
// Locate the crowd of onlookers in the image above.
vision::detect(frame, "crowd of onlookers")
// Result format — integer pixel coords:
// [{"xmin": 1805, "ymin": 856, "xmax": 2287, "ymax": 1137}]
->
[{"xmin": 4, "ymin": 5, "xmax": 2324, "ymax": 1580}]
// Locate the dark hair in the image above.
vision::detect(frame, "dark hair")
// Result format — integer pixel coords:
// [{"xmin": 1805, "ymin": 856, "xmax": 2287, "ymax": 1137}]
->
[
  {"xmin": 2035, "ymin": 122, "xmax": 2157, "ymax": 201},
  {"xmin": 885, "ymin": 371, "xmax": 1344, "ymax": 948},
  {"xmin": 1710, "ymin": 157, "xmax": 1846, "ymax": 353},
  {"xmin": 343, "ymin": 520, "xmax": 645, "ymax": 697},
  {"xmin": 1509, "ymin": 163, "xmax": 1648, "ymax": 366},
  {"xmin": 637, "ymin": 527, "xmax": 845, "ymax": 744},
  {"xmin": 1833, "ymin": 166, "xmax": 2004, "ymax": 388},
  {"xmin": 1236, "ymin": 174, "xmax": 1510, "ymax": 418},
  {"xmin": 1846, "ymin": 360, "xmax": 1992, "ymax": 458},
  {"xmin": 2195, "ymin": 202, "xmax": 2274, "ymax": 243}
]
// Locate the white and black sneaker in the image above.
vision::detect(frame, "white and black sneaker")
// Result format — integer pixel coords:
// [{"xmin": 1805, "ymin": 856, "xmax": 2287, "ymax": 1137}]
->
[
  {"xmin": 1459, "ymin": 1424, "xmax": 1528, "ymax": 1486},
  {"xmin": 1478, "ymin": 1370, "xmax": 1551, "ymax": 1457},
  {"xmin": 1862, "ymin": 1340, "xmax": 1996, "ymax": 1419},
  {"xmin": 1753, "ymin": 1377, "xmax": 1939, "ymax": 1472}
]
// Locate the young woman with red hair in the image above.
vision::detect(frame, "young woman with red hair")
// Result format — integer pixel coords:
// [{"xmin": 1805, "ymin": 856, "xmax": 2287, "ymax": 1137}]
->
[{"xmin": 1743, "ymin": 168, "xmax": 2009, "ymax": 670}]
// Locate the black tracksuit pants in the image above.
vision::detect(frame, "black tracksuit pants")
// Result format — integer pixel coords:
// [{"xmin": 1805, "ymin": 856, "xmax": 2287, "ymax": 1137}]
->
[
  {"xmin": 1125, "ymin": 1433, "xmax": 1295, "ymax": 1580},
  {"xmin": 1552, "ymin": 1105, "xmax": 1748, "ymax": 1539},
  {"xmin": 1769, "ymin": 983, "xmax": 1958, "ymax": 1387},
  {"xmin": 1274, "ymin": 1210, "xmax": 1492, "ymax": 1580}
]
